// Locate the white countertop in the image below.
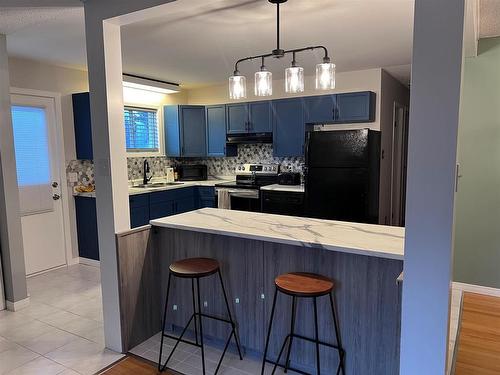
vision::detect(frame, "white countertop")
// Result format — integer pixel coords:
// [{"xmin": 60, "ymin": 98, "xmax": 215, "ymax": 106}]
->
[
  {"xmin": 73, "ymin": 177, "xmax": 235, "ymax": 198},
  {"xmin": 260, "ymin": 184, "xmax": 305, "ymax": 193},
  {"xmin": 151, "ymin": 208, "xmax": 405, "ymax": 260}
]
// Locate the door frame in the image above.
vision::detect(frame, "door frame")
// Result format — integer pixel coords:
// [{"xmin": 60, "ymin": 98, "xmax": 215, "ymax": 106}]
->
[{"xmin": 10, "ymin": 87, "xmax": 74, "ymax": 271}]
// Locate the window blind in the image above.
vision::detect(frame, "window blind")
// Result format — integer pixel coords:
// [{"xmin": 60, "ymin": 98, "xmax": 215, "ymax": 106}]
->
[
  {"xmin": 124, "ymin": 107, "xmax": 159, "ymax": 152},
  {"xmin": 11, "ymin": 105, "xmax": 53, "ymax": 215}
]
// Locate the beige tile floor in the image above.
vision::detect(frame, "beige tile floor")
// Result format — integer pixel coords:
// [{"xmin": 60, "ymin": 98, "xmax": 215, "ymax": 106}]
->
[{"xmin": 0, "ymin": 264, "xmax": 123, "ymax": 375}]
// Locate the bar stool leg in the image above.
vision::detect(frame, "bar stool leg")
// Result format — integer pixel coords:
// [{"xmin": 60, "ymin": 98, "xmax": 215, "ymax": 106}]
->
[
  {"xmin": 217, "ymin": 269, "xmax": 243, "ymax": 359},
  {"xmin": 284, "ymin": 296, "xmax": 297, "ymax": 373},
  {"xmin": 261, "ymin": 287, "xmax": 278, "ymax": 375},
  {"xmin": 196, "ymin": 277, "xmax": 206, "ymax": 375},
  {"xmin": 329, "ymin": 292, "xmax": 345, "ymax": 375},
  {"xmin": 158, "ymin": 273, "xmax": 172, "ymax": 371},
  {"xmin": 313, "ymin": 297, "xmax": 321, "ymax": 375},
  {"xmin": 191, "ymin": 279, "xmax": 199, "ymax": 346}
]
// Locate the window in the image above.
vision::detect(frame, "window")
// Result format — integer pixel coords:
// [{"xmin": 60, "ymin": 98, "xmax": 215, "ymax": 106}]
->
[{"xmin": 124, "ymin": 107, "xmax": 160, "ymax": 153}]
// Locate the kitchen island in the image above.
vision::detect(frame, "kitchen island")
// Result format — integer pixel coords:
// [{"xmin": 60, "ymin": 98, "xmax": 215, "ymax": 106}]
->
[{"xmin": 116, "ymin": 208, "xmax": 404, "ymax": 374}]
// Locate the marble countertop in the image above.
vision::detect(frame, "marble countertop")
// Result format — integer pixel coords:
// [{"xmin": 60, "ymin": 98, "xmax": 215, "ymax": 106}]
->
[
  {"xmin": 151, "ymin": 208, "xmax": 405, "ymax": 260},
  {"xmin": 73, "ymin": 177, "xmax": 234, "ymax": 198},
  {"xmin": 260, "ymin": 184, "xmax": 305, "ymax": 193}
]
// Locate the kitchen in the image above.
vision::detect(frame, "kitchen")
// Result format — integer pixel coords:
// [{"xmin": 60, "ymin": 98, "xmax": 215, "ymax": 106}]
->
[{"xmin": 65, "ymin": 1, "xmax": 411, "ymax": 374}]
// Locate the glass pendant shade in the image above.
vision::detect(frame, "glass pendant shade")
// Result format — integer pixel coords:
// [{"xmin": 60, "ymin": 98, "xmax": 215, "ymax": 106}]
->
[
  {"xmin": 255, "ymin": 70, "xmax": 273, "ymax": 97},
  {"xmin": 285, "ymin": 66, "xmax": 304, "ymax": 93},
  {"xmin": 315, "ymin": 62, "xmax": 336, "ymax": 90},
  {"xmin": 229, "ymin": 74, "xmax": 247, "ymax": 100}
]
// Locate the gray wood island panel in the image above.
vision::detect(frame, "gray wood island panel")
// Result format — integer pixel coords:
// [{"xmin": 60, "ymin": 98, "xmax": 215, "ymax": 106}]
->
[{"xmin": 116, "ymin": 209, "xmax": 404, "ymax": 374}]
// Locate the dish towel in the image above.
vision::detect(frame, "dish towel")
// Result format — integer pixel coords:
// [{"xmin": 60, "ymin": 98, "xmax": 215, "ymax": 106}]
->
[{"xmin": 217, "ymin": 189, "xmax": 231, "ymax": 210}]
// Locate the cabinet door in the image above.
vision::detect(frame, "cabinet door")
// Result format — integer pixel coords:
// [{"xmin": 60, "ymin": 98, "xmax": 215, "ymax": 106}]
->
[
  {"xmin": 149, "ymin": 201, "xmax": 175, "ymax": 219},
  {"xmin": 180, "ymin": 106, "xmax": 207, "ymax": 157},
  {"xmin": 226, "ymin": 103, "xmax": 249, "ymax": 134},
  {"xmin": 206, "ymin": 105, "xmax": 227, "ymax": 157},
  {"xmin": 72, "ymin": 93, "xmax": 93, "ymax": 160},
  {"xmin": 164, "ymin": 106, "xmax": 181, "ymax": 157},
  {"xmin": 304, "ymin": 95, "xmax": 336, "ymax": 123},
  {"xmin": 74, "ymin": 196, "xmax": 99, "ymax": 261},
  {"xmin": 248, "ymin": 101, "xmax": 272, "ymax": 133},
  {"xmin": 175, "ymin": 196, "xmax": 196, "ymax": 214},
  {"xmin": 272, "ymin": 98, "xmax": 305, "ymax": 157},
  {"xmin": 335, "ymin": 91, "xmax": 375, "ymax": 123}
]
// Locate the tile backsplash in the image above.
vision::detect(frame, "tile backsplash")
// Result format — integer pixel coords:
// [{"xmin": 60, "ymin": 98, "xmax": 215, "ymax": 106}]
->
[{"xmin": 67, "ymin": 144, "xmax": 304, "ymax": 188}]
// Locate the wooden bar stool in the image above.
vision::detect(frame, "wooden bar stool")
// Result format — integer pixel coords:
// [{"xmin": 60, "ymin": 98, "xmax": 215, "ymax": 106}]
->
[
  {"xmin": 158, "ymin": 257, "xmax": 243, "ymax": 374},
  {"xmin": 261, "ymin": 272, "xmax": 345, "ymax": 375}
]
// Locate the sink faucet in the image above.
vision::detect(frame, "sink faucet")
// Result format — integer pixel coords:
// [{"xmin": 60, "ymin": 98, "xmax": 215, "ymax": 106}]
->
[{"xmin": 143, "ymin": 159, "xmax": 152, "ymax": 185}]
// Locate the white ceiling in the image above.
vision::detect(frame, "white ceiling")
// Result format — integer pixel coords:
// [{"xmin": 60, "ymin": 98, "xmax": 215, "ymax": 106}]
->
[
  {"xmin": 2, "ymin": 0, "xmax": 417, "ymax": 87},
  {"xmin": 120, "ymin": 0, "xmax": 415, "ymax": 87}
]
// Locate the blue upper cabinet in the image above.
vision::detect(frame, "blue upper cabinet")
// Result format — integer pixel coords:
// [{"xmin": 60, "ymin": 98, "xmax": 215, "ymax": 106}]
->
[
  {"xmin": 334, "ymin": 91, "xmax": 376, "ymax": 123},
  {"xmin": 226, "ymin": 103, "xmax": 248, "ymax": 134},
  {"xmin": 272, "ymin": 98, "xmax": 305, "ymax": 157},
  {"xmin": 304, "ymin": 95, "xmax": 337, "ymax": 124},
  {"xmin": 164, "ymin": 105, "xmax": 206, "ymax": 157},
  {"xmin": 206, "ymin": 105, "xmax": 227, "ymax": 157},
  {"xmin": 72, "ymin": 92, "xmax": 93, "ymax": 160},
  {"xmin": 248, "ymin": 101, "xmax": 272, "ymax": 133},
  {"xmin": 180, "ymin": 106, "xmax": 206, "ymax": 157}
]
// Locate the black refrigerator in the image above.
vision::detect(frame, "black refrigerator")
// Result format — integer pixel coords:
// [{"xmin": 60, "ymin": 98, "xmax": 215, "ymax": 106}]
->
[{"xmin": 304, "ymin": 129, "xmax": 381, "ymax": 224}]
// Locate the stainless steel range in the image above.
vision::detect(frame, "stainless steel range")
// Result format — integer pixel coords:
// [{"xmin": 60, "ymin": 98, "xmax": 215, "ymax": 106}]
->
[{"xmin": 215, "ymin": 163, "xmax": 279, "ymax": 211}]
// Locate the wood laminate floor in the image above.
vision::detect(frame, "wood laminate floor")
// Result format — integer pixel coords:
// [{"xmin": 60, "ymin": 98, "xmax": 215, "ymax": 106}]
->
[
  {"xmin": 100, "ymin": 356, "xmax": 179, "ymax": 375},
  {"xmin": 455, "ymin": 292, "xmax": 500, "ymax": 375}
]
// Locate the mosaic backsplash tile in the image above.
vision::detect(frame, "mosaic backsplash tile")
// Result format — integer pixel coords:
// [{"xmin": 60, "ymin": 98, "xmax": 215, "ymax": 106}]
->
[{"xmin": 67, "ymin": 144, "xmax": 304, "ymax": 187}]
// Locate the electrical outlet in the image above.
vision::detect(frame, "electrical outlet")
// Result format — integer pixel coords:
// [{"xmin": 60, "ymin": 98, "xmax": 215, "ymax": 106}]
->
[
  {"xmin": 68, "ymin": 172, "xmax": 78, "ymax": 183},
  {"xmin": 203, "ymin": 301, "xmax": 208, "ymax": 307},
  {"xmin": 261, "ymin": 293, "xmax": 265, "ymax": 300},
  {"xmin": 235, "ymin": 298, "xmax": 240, "ymax": 304}
]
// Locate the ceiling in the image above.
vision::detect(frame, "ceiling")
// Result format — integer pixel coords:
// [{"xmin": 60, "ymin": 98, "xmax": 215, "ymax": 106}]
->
[{"xmin": 2, "ymin": 0, "xmax": 495, "ymax": 88}]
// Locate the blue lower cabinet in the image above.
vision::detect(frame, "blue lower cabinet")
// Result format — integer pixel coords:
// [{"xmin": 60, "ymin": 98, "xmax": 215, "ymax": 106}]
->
[
  {"xmin": 74, "ymin": 196, "xmax": 99, "ymax": 261},
  {"xmin": 175, "ymin": 196, "xmax": 196, "ymax": 214},
  {"xmin": 129, "ymin": 194, "xmax": 150, "ymax": 228},
  {"xmin": 196, "ymin": 187, "xmax": 216, "ymax": 208}
]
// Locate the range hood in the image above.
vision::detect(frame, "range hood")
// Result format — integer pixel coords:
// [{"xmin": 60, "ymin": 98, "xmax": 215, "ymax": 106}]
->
[{"xmin": 226, "ymin": 132, "xmax": 273, "ymax": 145}]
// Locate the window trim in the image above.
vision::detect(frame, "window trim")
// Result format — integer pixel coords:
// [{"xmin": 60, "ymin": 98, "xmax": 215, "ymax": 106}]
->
[{"xmin": 124, "ymin": 104, "xmax": 164, "ymax": 157}]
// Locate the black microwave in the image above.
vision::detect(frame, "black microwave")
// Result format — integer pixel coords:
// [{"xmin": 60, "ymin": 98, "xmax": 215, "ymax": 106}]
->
[{"xmin": 177, "ymin": 164, "xmax": 207, "ymax": 181}]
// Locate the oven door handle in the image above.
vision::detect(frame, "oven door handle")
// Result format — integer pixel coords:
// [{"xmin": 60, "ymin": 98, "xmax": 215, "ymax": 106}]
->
[{"xmin": 228, "ymin": 190, "xmax": 260, "ymax": 199}]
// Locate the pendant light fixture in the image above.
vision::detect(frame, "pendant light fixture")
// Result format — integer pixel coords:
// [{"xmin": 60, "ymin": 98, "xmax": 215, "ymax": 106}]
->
[
  {"xmin": 229, "ymin": 0, "xmax": 335, "ymax": 99},
  {"xmin": 255, "ymin": 57, "xmax": 273, "ymax": 96},
  {"xmin": 285, "ymin": 52, "xmax": 304, "ymax": 93}
]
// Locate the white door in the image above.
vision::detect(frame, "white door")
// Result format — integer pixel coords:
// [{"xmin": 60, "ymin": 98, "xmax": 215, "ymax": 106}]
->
[{"xmin": 10, "ymin": 94, "xmax": 66, "ymax": 275}]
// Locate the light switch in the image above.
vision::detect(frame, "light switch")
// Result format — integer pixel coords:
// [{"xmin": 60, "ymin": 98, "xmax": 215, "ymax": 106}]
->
[
  {"xmin": 173, "ymin": 304, "xmax": 178, "ymax": 311},
  {"xmin": 203, "ymin": 301, "xmax": 208, "ymax": 307},
  {"xmin": 235, "ymin": 298, "xmax": 240, "ymax": 304},
  {"xmin": 68, "ymin": 172, "xmax": 78, "ymax": 183},
  {"xmin": 261, "ymin": 293, "xmax": 265, "ymax": 300}
]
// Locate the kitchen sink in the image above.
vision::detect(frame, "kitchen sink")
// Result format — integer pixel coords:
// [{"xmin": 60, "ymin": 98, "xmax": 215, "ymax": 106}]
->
[{"xmin": 133, "ymin": 182, "xmax": 184, "ymax": 188}]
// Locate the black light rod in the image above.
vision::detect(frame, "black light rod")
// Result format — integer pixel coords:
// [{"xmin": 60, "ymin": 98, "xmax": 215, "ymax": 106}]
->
[{"xmin": 233, "ymin": 45, "xmax": 330, "ymax": 73}]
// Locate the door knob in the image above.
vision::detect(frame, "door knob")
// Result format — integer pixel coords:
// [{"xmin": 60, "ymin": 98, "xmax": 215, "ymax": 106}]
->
[
  {"xmin": 52, "ymin": 181, "xmax": 59, "ymax": 188},
  {"xmin": 52, "ymin": 194, "xmax": 61, "ymax": 200}
]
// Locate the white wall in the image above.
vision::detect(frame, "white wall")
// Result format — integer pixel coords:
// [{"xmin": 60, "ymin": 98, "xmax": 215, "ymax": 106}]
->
[{"xmin": 8, "ymin": 57, "xmax": 88, "ymax": 262}]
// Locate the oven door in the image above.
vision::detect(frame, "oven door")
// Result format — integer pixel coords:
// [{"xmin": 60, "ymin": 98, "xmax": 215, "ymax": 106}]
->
[{"xmin": 216, "ymin": 188, "xmax": 261, "ymax": 212}]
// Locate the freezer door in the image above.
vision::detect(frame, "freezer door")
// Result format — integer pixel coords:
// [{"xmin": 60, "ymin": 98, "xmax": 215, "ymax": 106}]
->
[{"xmin": 306, "ymin": 129, "xmax": 370, "ymax": 168}]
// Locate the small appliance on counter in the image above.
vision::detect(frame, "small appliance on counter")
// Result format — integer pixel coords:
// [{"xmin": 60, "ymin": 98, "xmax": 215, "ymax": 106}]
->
[
  {"xmin": 176, "ymin": 164, "xmax": 207, "ymax": 181},
  {"xmin": 165, "ymin": 167, "xmax": 175, "ymax": 183},
  {"xmin": 278, "ymin": 172, "xmax": 301, "ymax": 186}
]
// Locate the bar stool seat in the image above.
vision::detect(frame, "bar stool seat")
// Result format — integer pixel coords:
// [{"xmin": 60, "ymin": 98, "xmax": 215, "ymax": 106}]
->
[
  {"xmin": 275, "ymin": 272, "xmax": 334, "ymax": 297},
  {"xmin": 169, "ymin": 257, "xmax": 219, "ymax": 278}
]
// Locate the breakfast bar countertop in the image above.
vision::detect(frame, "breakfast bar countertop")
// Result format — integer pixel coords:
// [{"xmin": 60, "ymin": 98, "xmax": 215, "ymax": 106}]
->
[{"xmin": 150, "ymin": 208, "xmax": 405, "ymax": 260}]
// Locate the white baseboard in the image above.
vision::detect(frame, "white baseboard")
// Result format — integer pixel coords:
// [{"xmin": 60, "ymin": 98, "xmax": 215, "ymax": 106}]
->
[
  {"xmin": 67, "ymin": 257, "xmax": 80, "ymax": 266},
  {"xmin": 78, "ymin": 257, "xmax": 100, "ymax": 268},
  {"xmin": 452, "ymin": 281, "xmax": 500, "ymax": 297},
  {"xmin": 6, "ymin": 296, "xmax": 30, "ymax": 311}
]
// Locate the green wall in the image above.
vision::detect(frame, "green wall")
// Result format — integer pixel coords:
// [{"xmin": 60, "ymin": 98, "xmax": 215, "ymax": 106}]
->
[{"xmin": 454, "ymin": 37, "xmax": 500, "ymax": 288}]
